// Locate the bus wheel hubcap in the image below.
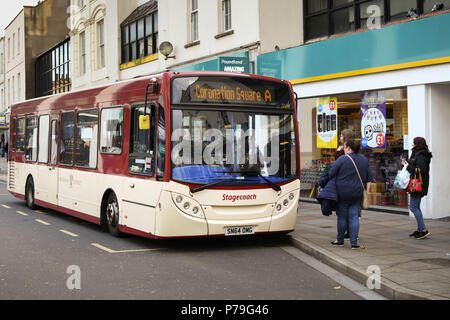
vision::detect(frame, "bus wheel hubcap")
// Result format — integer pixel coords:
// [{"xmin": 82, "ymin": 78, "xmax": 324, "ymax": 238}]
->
[{"xmin": 106, "ymin": 200, "xmax": 118, "ymax": 225}]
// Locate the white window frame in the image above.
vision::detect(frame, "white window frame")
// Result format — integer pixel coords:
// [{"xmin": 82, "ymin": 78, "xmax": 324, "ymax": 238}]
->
[
  {"xmin": 97, "ymin": 20, "xmax": 105, "ymax": 69},
  {"xmin": 17, "ymin": 73, "xmax": 21, "ymax": 102},
  {"xmin": 80, "ymin": 31, "xmax": 86, "ymax": 75},
  {"xmin": 221, "ymin": 0, "xmax": 232, "ymax": 32},
  {"xmin": 190, "ymin": 0, "xmax": 199, "ymax": 42},
  {"xmin": 17, "ymin": 27, "xmax": 20, "ymax": 56}
]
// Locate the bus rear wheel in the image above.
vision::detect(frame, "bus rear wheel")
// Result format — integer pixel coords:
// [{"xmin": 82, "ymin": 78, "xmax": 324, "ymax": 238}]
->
[
  {"xmin": 105, "ymin": 192, "xmax": 120, "ymax": 237},
  {"xmin": 25, "ymin": 177, "xmax": 36, "ymax": 210}
]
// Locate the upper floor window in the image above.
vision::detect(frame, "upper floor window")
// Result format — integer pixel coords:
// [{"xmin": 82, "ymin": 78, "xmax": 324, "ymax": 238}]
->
[
  {"xmin": 221, "ymin": 0, "xmax": 232, "ymax": 32},
  {"xmin": 303, "ymin": 0, "xmax": 450, "ymax": 41},
  {"xmin": 190, "ymin": 0, "xmax": 199, "ymax": 42},
  {"xmin": 121, "ymin": 11, "xmax": 158, "ymax": 64},
  {"xmin": 97, "ymin": 20, "xmax": 105, "ymax": 69},
  {"xmin": 80, "ymin": 32, "xmax": 86, "ymax": 75}
]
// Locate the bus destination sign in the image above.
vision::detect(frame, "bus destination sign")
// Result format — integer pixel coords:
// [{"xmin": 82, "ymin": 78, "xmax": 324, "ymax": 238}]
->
[
  {"xmin": 191, "ymin": 82, "xmax": 274, "ymax": 104},
  {"xmin": 173, "ymin": 77, "xmax": 292, "ymax": 108}
]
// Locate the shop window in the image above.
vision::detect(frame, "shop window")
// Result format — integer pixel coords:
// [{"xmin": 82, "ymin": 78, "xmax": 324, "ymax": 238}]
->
[
  {"xmin": 100, "ymin": 107, "xmax": 123, "ymax": 154},
  {"xmin": 129, "ymin": 104, "xmax": 156, "ymax": 176},
  {"xmin": 25, "ymin": 116, "xmax": 38, "ymax": 162},
  {"xmin": 60, "ymin": 112, "xmax": 74, "ymax": 166},
  {"xmin": 12, "ymin": 117, "xmax": 25, "ymax": 153},
  {"xmin": 75, "ymin": 109, "xmax": 98, "ymax": 169},
  {"xmin": 299, "ymin": 88, "xmax": 409, "ymax": 209}
]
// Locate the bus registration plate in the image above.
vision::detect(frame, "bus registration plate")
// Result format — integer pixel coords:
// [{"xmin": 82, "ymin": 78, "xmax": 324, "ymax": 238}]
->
[{"xmin": 225, "ymin": 226, "xmax": 255, "ymax": 236}]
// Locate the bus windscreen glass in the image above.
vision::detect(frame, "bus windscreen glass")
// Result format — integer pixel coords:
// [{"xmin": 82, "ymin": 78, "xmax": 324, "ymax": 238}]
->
[{"xmin": 171, "ymin": 110, "xmax": 297, "ymax": 185}]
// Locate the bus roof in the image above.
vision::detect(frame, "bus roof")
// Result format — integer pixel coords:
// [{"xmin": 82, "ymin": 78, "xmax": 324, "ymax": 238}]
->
[{"xmin": 10, "ymin": 71, "xmax": 290, "ymax": 115}]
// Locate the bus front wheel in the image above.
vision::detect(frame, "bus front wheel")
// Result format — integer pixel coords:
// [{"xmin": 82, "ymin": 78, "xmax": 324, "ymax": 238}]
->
[{"xmin": 105, "ymin": 192, "xmax": 120, "ymax": 237}]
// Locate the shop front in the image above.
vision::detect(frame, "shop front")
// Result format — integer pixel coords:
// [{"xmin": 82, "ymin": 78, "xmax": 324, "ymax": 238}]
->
[
  {"xmin": 257, "ymin": 11, "xmax": 450, "ymax": 218},
  {"xmin": 298, "ymin": 88, "xmax": 409, "ymax": 211}
]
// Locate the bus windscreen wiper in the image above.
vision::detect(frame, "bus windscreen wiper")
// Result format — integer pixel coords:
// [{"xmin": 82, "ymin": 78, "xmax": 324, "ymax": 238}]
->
[
  {"xmin": 218, "ymin": 167, "xmax": 282, "ymax": 192},
  {"xmin": 190, "ymin": 179, "xmax": 240, "ymax": 193}
]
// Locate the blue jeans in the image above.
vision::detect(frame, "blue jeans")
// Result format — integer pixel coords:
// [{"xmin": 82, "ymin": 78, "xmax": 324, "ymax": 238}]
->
[
  {"xmin": 410, "ymin": 195, "xmax": 427, "ymax": 231},
  {"xmin": 336, "ymin": 200, "xmax": 360, "ymax": 246}
]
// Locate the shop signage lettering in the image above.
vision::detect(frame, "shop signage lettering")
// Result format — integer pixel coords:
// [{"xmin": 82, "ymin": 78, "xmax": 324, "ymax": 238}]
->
[
  {"xmin": 316, "ymin": 97, "xmax": 338, "ymax": 149},
  {"xmin": 361, "ymin": 93, "xmax": 386, "ymax": 149},
  {"xmin": 219, "ymin": 56, "xmax": 249, "ymax": 74}
]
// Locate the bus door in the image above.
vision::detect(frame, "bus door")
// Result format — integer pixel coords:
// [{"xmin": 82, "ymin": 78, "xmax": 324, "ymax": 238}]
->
[
  {"xmin": 121, "ymin": 103, "xmax": 158, "ymax": 234},
  {"xmin": 38, "ymin": 116, "xmax": 59, "ymax": 206}
]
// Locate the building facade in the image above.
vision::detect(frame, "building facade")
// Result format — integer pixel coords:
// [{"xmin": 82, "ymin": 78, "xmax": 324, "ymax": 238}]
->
[
  {"xmin": 257, "ymin": 2, "xmax": 450, "ymax": 219},
  {"xmin": 69, "ymin": 0, "xmax": 140, "ymax": 90},
  {"xmin": 0, "ymin": 37, "xmax": 6, "ymax": 140},
  {"xmin": 4, "ymin": 0, "xmax": 70, "ymax": 107}
]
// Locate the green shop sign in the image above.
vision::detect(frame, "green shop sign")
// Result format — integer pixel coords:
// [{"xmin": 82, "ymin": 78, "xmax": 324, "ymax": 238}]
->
[{"xmin": 219, "ymin": 56, "xmax": 249, "ymax": 73}]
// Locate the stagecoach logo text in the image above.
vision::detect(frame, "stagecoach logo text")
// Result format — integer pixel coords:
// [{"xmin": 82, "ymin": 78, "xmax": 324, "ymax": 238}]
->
[{"xmin": 222, "ymin": 194, "xmax": 257, "ymax": 202}]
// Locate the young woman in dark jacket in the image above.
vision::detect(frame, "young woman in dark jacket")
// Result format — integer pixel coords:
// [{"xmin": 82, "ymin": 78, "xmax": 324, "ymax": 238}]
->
[
  {"xmin": 329, "ymin": 139, "xmax": 374, "ymax": 249},
  {"xmin": 402, "ymin": 137, "xmax": 432, "ymax": 240}
]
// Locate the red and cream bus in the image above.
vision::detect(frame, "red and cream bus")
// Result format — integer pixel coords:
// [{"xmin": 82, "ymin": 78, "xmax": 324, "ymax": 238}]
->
[{"xmin": 8, "ymin": 72, "xmax": 300, "ymax": 238}]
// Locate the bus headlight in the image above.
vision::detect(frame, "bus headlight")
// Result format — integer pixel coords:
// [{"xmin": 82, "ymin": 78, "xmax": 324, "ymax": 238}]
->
[
  {"xmin": 171, "ymin": 192, "xmax": 205, "ymax": 219},
  {"xmin": 274, "ymin": 191, "xmax": 298, "ymax": 215}
]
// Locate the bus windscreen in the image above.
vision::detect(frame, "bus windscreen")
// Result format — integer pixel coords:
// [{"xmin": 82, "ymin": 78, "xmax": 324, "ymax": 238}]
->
[{"xmin": 172, "ymin": 76, "xmax": 292, "ymax": 109}]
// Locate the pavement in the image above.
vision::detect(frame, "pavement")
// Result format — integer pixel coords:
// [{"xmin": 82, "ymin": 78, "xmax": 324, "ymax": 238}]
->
[
  {"xmin": 1, "ymin": 157, "xmax": 448, "ymax": 300},
  {"xmin": 291, "ymin": 201, "xmax": 450, "ymax": 300}
]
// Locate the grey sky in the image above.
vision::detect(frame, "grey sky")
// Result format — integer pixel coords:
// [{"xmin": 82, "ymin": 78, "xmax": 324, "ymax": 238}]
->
[{"xmin": 0, "ymin": 0, "xmax": 39, "ymax": 36}]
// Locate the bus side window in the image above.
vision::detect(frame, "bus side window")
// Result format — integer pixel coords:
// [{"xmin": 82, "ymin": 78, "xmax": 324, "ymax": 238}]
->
[
  {"xmin": 50, "ymin": 120, "xmax": 58, "ymax": 165},
  {"xmin": 156, "ymin": 104, "xmax": 165, "ymax": 180},
  {"xmin": 60, "ymin": 112, "xmax": 74, "ymax": 166},
  {"xmin": 100, "ymin": 107, "xmax": 123, "ymax": 154},
  {"xmin": 129, "ymin": 104, "xmax": 156, "ymax": 176},
  {"xmin": 25, "ymin": 116, "xmax": 38, "ymax": 162},
  {"xmin": 75, "ymin": 109, "xmax": 98, "ymax": 169},
  {"xmin": 38, "ymin": 115, "xmax": 50, "ymax": 164},
  {"xmin": 12, "ymin": 117, "xmax": 25, "ymax": 153}
]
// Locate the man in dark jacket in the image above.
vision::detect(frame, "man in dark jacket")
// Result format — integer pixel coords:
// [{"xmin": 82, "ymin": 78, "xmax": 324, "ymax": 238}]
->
[{"xmin": 402, "ymin": 137, "xmax": 432, "ymax": 239}]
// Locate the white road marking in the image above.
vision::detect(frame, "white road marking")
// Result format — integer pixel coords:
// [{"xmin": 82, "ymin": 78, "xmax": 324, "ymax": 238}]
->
[
  {"xmin": 1, "ymin": 204, "xmax": 11, "ymax": 209},
  {"xmin": 17, "ymin": 211, "xmax": 29, "ymax": 216}
]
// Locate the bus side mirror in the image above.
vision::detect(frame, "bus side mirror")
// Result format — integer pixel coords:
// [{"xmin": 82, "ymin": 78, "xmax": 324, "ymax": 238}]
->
[{"xmin": 139, "ymin": 115, "xmax": 150, "ymax": 130}]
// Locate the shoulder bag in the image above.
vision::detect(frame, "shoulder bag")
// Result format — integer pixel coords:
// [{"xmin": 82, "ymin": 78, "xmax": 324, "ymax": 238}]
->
[
  {"xmin": 407, "ymin": 168, "xmax": 423, "ymax": 193},
  {"xmin": 346, "ymin": 155, "xmax": 369, "ymax": 209}
]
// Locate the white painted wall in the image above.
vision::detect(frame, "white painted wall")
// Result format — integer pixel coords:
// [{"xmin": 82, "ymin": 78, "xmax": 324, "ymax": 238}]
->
[
  {"xmin": 427, "ymin": 84, "xmax": 450, "ymax": 219},
  {"xmin": 4, "ymin": 10, "xmax": 26, "ymax": 107}
]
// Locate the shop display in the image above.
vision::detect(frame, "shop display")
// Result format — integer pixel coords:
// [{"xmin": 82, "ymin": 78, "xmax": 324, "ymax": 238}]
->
[{"xmin": 299, "ymin": 88, "xmax": 409, "ymax": 210}]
